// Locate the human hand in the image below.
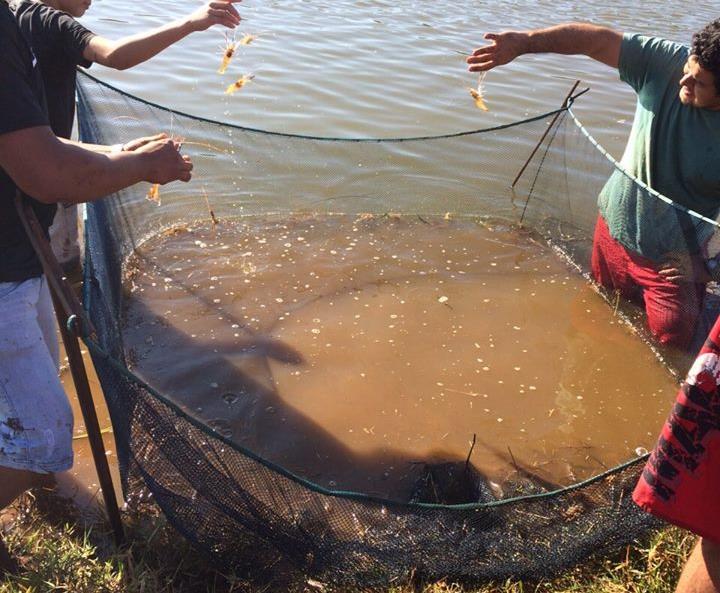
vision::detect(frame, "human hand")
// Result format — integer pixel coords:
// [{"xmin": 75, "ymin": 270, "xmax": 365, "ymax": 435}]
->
[
  {"xmin": 466, "ymin": 31, "xmax": 528, "ymax": 72},
  {"xmin": 136, "ymin": 139, "xmax": 193, "ymax": 184},
  {"xmin": 657, "ymin": 252, "xmax": 709, "ymax": 284},
  {"xmin": 187, "ymin": 0, "xmax": 241, "ymax": 32},
  {"xmin": 121, "ymin": 133, "xmax": 168, "ymax": 152}
]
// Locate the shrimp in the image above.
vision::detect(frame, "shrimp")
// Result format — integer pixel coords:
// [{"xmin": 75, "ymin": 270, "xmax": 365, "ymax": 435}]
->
[
  {"xmin": 146, "ymin": 183, "xmax": 161, "ymax": 204},
  {"xmin": 468, "ymin": 72, "xmax": 489, "ymax": 111},
  {"xmin": 225, "ymin": 74, "xmax": 255, "ymax": 95},
  {"xmin": 218, "ymin": 32, "xmax": 239, "ymax": 74},
  {"xmin": 239, "ymin": 33, "xmax": 258, "ymax": 45}
]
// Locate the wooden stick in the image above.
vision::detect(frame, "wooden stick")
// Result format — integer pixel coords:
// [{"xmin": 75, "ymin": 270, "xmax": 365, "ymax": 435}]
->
[
  {"xmin": 14, "ymin": 192, "xmax": 124, "ymax": 546},
  {"xmin": 511, "ymin": 80, "xmax": 581, "ymax": 189},
  {"xmin": 464, "ymin": 433, "xmax": 477, "ymax": 473}
]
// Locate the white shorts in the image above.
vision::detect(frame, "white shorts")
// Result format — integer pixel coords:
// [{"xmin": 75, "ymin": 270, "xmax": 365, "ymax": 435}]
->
[{"xmin": 0, "ymin": 277, "xmax": 73, "ymax": 473}]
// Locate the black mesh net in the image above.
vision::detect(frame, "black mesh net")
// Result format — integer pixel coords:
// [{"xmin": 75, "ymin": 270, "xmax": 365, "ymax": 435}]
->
[{"xmin": 75, "ymin": 71, "xmax": 720, "ymax": 586}]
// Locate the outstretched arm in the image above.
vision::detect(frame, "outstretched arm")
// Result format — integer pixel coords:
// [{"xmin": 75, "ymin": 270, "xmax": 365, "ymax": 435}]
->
[
  {"xmin": 83, "ymin": 0, "xmax": 241, "ymax": 70},
  {"xmin": 0, "ymin": 126, "xmax": 192, "ymax": 204},
  {"xmin": 467, "ymin": 23, "xmax": 622, "ymax": 72}
]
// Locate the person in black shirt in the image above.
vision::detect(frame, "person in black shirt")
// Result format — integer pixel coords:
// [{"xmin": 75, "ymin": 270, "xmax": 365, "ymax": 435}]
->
[
  {"xmin": 0, "ymin": 0, "xmax": 193, "ymax": 572},
  {"xmin": 13, "ymin": 0, "xmax": 241, "ymax": 140},
  {"xmin": 12, "ymin": 0, "xmax": 241, "ymax": 270}
]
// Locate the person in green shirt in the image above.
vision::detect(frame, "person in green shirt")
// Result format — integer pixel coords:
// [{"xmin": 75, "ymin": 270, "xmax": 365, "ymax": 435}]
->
[
  {"xmin": 468, "ymin": 21, "xmax": 720, "ymax": 352},
  {"xmin": 467, "ymin": 19, "xmax": 720, "ymax": 593}
]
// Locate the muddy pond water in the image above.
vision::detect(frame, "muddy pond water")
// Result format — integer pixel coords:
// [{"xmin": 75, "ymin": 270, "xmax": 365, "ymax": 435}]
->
[{"xmin": 119, "ymin": 214, "xmax": 677, "ymax": 501}]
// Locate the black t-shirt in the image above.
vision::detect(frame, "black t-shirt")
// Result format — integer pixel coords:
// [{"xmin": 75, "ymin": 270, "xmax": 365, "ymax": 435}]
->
[
  {"xmin": 0, "ymin": 0, "xmax": 55, "ymax": 282},
  {"xmin": 12, "ymin": 0, "xmax": 95, "ymax": 139}
]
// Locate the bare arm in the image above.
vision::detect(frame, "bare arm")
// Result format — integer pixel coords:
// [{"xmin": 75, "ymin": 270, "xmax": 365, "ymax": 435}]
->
[
  {"xmin": 59, "ymin": 133, "xmax": 169, "ymax": 153},
  {"xmin": 467, "ymin": 23, "xmax": 623, "ymax": 72},
  {"xmin": 83, "ymin": 0, "xmax": 241, "ymax": 70},
  {"xmin": 0, "ymin": 126, "xmax": 192, "ymax": 204}
]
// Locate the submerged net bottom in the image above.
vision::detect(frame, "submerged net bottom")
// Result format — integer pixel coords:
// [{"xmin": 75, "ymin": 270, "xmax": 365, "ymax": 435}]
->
[{"xmin": 90, "ymin": 337, "xmax": 659, "ymax": 585}]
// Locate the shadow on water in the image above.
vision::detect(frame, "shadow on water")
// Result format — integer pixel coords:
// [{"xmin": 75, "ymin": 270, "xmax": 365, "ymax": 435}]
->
[{"xmin": 119, "ymin": 249, "xmax": 536, "ymax": 505}]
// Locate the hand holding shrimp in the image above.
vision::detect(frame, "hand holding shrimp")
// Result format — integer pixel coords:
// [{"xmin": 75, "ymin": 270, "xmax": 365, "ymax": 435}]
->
[
  {"xmin": 135, "ymin": 138, "xmax": 192, "ymax": 204},
  {"xmin": 188, "ymin": 0, "xmax": 242, "ymax": 33},
  {"xmin": 466, "ymin": 31, "xmax": 527, "ymax": 72}
]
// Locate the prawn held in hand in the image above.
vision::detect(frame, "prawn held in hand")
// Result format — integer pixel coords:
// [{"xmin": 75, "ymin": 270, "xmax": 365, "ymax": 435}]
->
[
  {"xmin": 218, "ymin": 33, "xmax": 239, "ymax": 74},
  {"xmin": 468, "ymin": 72, "xmax": 489, "ymax": 111},
  {"xmin": 239, "ymin": 33, "xmax": 258, "ymax": 45},
  {"xmin": 147, "ymin": 184, "xmax": 161, "ymax": 204}
]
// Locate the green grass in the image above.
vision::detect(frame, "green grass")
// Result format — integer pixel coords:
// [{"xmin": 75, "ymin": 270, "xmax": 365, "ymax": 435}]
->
[{"xmin": 0, "ymin": 490, "xmax": 694, "ymax": 593}]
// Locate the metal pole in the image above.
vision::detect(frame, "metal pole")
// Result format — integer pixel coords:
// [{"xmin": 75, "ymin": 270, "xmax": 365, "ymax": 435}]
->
[
  {"xmin": 511, "ymin": 80, "xmax": 581, "ymax": 189},
  {"xmin": 14, "ymin": 192, "xmax": 124, "ymax": 546}
]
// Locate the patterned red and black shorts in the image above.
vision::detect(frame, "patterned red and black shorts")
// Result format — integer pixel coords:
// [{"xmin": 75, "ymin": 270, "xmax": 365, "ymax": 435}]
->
[{"xmin": 633, "ymin": 316, "xmax": 720, "ymax": 543}]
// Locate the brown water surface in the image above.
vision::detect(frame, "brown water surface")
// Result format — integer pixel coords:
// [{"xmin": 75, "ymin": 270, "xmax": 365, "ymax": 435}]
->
[
  {"xmin": 58, "ymin": 343, "xmax": 121, "ymax": 508},
  {"xmin": 121, "ymin": 214, "xmax": 677, "ymax": 500}
]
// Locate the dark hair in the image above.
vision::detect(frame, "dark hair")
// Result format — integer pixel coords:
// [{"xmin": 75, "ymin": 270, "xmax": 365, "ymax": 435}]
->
[{"xmin": 692, "ymin": 18, "xmax": 720, "ymax": 95}]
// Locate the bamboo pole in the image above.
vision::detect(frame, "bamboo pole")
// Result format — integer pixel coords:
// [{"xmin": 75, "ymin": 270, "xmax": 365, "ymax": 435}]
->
[
  {"xmin": 14, "ymin": 192, "xmax": 124, "ymax": 546},
  {"xmin": 511, "ymin": 80, "xmax": 581, "ymax": 189}
]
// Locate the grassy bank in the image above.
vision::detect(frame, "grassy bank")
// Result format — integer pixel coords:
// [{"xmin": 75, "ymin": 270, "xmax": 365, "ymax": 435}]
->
[{"xmin": 0, "ymin": 489, "xmax": 693, "ymax": 593}]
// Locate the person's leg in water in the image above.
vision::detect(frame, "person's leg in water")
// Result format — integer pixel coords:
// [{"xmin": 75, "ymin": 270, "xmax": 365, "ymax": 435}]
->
[
  {"xmin": 676, "ymin": 537, "xmax": 720, "ymax": 593},
  {"xmin": 0, "ymin": 278, "xmax": 73, "ymax": 574},
  {"xmin": 629, "ymin": 249, "xmax": 705, "ymax": 349},
  {"xmin": 591, "ymin": 214, "xmax": 642, "ymax": 301},
  {"xmin": 592, "ymin": 213, "xmax": 704, "ymax": 349}
]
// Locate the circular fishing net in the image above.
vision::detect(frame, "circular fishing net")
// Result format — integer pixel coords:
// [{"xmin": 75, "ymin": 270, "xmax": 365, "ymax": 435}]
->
[{"xmin": 75, "ymin": 71, "xmax": 720, "ymax": 586}]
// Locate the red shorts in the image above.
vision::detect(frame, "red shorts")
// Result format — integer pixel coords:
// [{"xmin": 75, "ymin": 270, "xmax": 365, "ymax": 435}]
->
[
  {"xmin": 633, "ymin": 316, "xmax": 720, "ymax": 543},
  {"xmin": 591, "ymin": 214, "xmax": 705, "ymax": 348}
]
